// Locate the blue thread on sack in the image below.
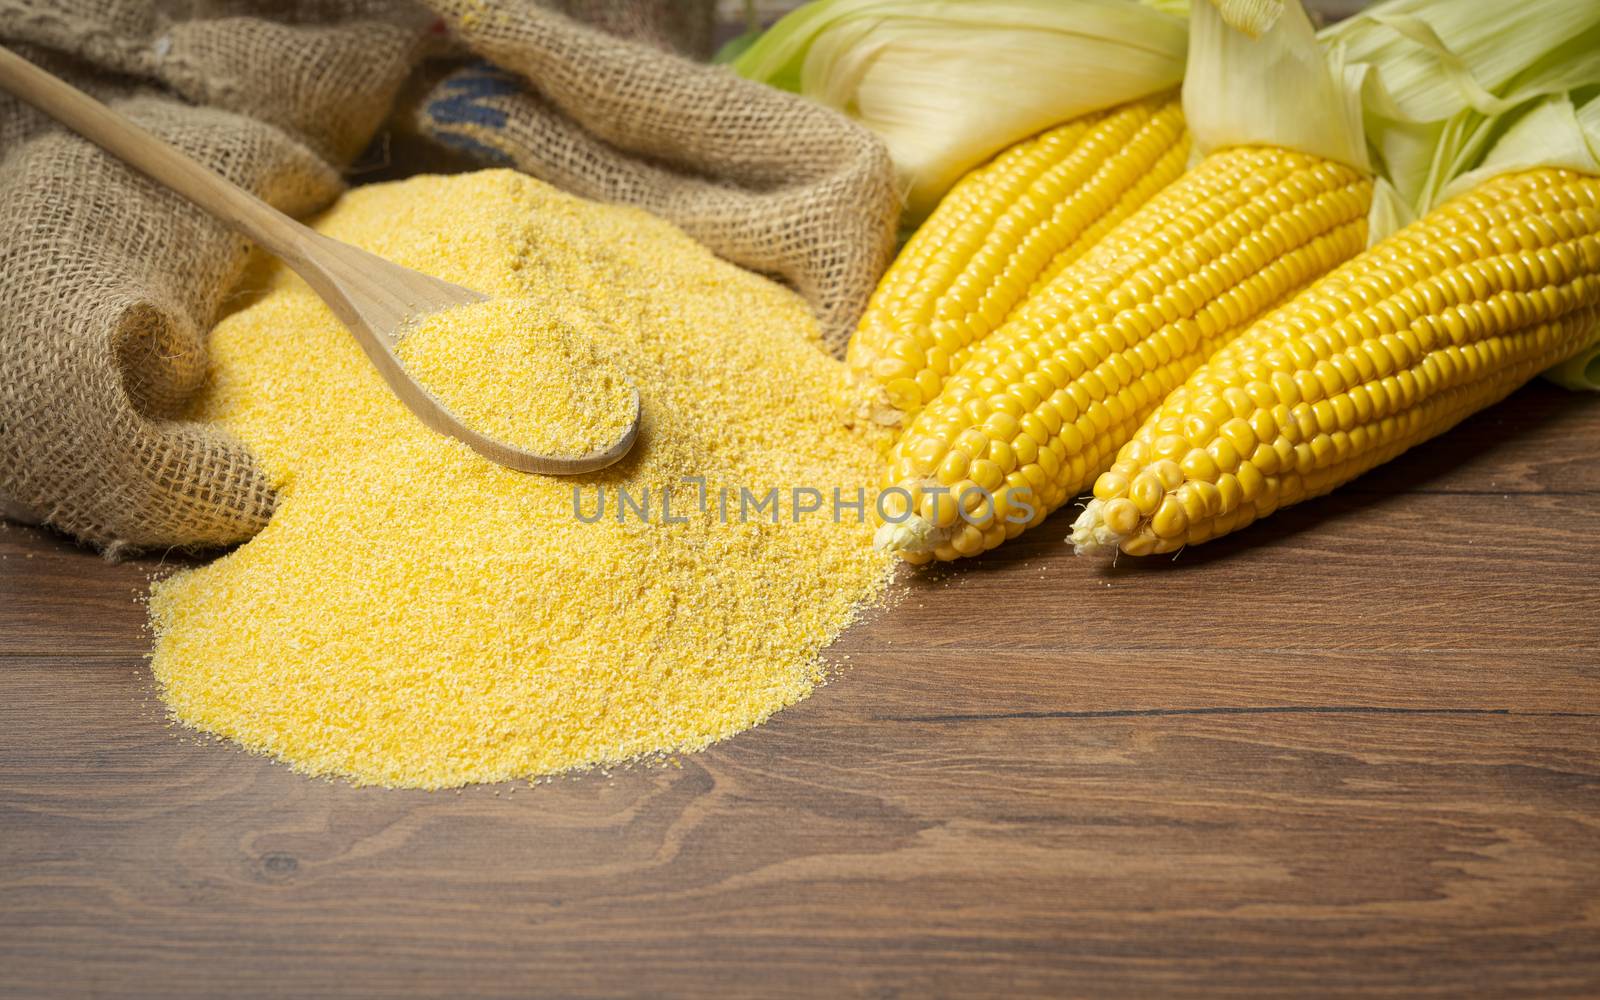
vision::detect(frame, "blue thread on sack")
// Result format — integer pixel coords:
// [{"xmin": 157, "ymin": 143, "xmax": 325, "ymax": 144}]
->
[{"xmin": 424, "ymin": 62, "xmax": 523, "ymax": 165}]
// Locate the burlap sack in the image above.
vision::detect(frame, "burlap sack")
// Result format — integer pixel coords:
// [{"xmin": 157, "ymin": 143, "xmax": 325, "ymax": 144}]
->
[
  {"xmin": 0, "ymin": 0, "xmax": 898, "ymax": 554},
  {"xmin": 550, "ymin": 0, "xmax": 716, "ymax": 58},
  {"xmin": 0, "ymin": 1, "xmax": 429, "ymax": 551},
  {"xmin": 411, "ymin": 0, "xmax": 898, "ymax": 353}
]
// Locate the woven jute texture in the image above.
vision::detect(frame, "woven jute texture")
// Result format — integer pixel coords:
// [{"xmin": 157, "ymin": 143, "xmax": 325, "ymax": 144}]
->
[
  {"xmin": 0, "ymin": 0, "xmax": 898, "ymax": 554},
  {"xmin": 412, "ymin": 1, "xmax": 898, "ymax": 354},
  {"xmin": 0, "ymin": 1, "xmax": 428, "ymax": 552},
  {"xmin": 550, "ymin": 0, "xmax": 716, "ymax": 57}
]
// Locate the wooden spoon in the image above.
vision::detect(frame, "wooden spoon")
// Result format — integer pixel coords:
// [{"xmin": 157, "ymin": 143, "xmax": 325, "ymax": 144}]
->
[{"xmin": 0, "ymin": 45, "xmax": 639, "ymax": 475}]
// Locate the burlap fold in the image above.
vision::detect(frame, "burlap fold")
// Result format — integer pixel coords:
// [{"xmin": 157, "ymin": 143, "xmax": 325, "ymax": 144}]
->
[
  {"xmin": 0, "ymin": 0, "xmax": 899, "ymax": 554},
  {"xmin": 0, "ymin": 1, "xmax": 427, "ymax": 553},
  {"xmin": 411, "ymin": 2, "xmax": 898, "ymax": 352},
  {"xmin": 549, "ymin": 0, "xmax": 716, "ymax": 58}
]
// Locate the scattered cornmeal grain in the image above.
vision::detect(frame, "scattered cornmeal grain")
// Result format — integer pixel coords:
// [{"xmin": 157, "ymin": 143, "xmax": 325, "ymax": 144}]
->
[
  {"xmin": 398, "ymin": 299, "xmax": 636, "ymax": 457},
  {"xmin": 147, "ymin": 170, "xmax": 895, "ymax": 789}
]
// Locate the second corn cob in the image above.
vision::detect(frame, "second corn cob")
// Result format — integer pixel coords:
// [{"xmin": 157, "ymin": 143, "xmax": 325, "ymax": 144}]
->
[
  {"xmin": 874, "ymin": 144, "xmax": 1374, "ymax": 563},
  {"xmin": 1071, "ymin": 167, "xmax": 1600, "ymax": 556}
]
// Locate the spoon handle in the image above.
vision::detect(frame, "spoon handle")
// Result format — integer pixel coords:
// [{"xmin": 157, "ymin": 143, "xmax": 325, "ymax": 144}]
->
[
  {"xmin": 0, "ymin": 45, "xmax": 311, "ymax": 262},
  {"xmin": 0, "ymin": 44, "xmax": 639, "ymax": 476}
]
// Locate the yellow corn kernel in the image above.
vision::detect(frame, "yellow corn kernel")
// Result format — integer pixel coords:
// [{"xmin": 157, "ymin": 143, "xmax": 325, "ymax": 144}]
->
[{"xmin": 881, "ymin": 144, "xmax": 1373, "ymax": 561}]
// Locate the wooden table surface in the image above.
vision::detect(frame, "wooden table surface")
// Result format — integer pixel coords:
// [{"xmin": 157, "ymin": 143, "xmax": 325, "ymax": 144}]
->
[{"xmin": 3, "ymin": 380, "xmax": 1598, "ymax": 998}]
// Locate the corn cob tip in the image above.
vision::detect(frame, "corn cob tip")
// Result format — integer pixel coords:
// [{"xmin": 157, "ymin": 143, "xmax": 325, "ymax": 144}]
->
[
  {"xmin": 872, "ymin": 515, "xmax": 941, "ymax": 562},
  {"xmin": 1068, "ymin": 499, "xmax": 1121, "ymax": 557},
  {"xmin": 834, "ymin": 368, "xmax": 910, "ymax": 430},
  {"xmin": 1073, "ymin": 455, "xmax": 1196, "ymax": 557}
]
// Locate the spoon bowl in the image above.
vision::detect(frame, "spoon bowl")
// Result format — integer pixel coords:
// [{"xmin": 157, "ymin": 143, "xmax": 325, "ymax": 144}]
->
[{"xmin": 0, "ymin": 44, "xmax": 639, "ymax": 475}]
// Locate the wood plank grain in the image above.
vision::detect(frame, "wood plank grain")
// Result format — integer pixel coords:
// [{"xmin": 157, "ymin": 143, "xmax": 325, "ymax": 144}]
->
[
  {"xmin": 4, "ymin": 655, "xmax": 1598, "ymax": 998},
  {"xmin": 2, "ymin": 381, "xmax": 1599, "ymax": 998}
]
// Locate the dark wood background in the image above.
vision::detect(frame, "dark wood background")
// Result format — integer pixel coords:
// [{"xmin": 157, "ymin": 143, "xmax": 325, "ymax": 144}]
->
[{"xmin": 3, "ymin": 380, "xmax": 1598, "ymax": 998}]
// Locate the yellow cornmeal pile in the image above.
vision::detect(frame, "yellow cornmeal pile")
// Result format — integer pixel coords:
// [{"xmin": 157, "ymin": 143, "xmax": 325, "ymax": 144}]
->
[
  {"xmin": 398, "ymin": 299, "xmax": 636, "ymax": 457},
  {"xmin": 148, "ymin": 170, "xmax": 895, "ymax": 789}
]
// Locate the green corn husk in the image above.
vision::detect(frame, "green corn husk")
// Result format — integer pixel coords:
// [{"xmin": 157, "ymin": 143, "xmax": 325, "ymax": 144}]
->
[
  {"xmin": 1320, "ymin": 0, "xmax": 1600, "ymax": 218},
  {"xmin": 731, "ymin": 0, "xmax": 1188, "ymax": 222},
  {"xmin": 1188, "ymin": 0, "xmax": 1600, "ymax": 240},
  {"xmin": 1320, "ymin": 2, "xmax": 1600, "ymax": 389},
  {"xmin": 1199, "ymin": 0, "xmax": 1600, "ymax": 393},
  {"xmin": 1184, "ymin": 0, "xmax": 1367, "ymax": 169},
  {"xmin": 1182, "ymin": 0, "xmax": 1413, "ymax": 238}
]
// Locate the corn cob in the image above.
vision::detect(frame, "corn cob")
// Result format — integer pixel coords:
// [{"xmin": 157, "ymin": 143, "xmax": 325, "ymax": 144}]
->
[
  {"xmin": 1072, "ymin": 168, "xmax": 1600, "ymax": 557},
  {"xmin": 841, "ymin": 95, "xmax": 1190, "ymax": 430},
  {"xmin": 875, "ymin": 145, "xmax": 1374, "ymax": 563}
]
